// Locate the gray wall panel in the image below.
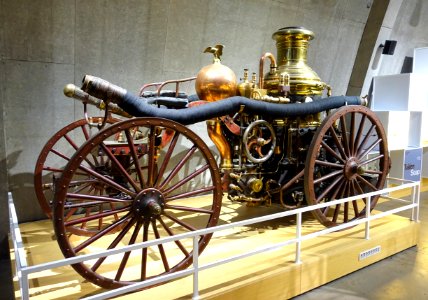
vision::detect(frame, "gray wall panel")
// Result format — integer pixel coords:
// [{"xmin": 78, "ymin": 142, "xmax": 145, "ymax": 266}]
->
[
  {"xmin": 2, "ymin": 0, "xmax": 75, "ymax": 63},
  {"xmin": 4, "ymin": 61, "xmax": 74, "ymax": 221}
]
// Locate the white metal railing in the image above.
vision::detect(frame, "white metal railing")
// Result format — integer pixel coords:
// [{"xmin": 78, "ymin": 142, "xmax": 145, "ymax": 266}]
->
[{"xmin": 8, "ymin": 177, "xmax": 420, "ymax": 300}]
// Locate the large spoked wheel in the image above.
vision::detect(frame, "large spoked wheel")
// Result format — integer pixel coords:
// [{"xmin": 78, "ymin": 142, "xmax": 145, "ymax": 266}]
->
[
  {"xmin": 304, "ymin": 106, "xmax": 389, "ymax": 227},
  {"xmin": 34, "ymin": 117, "xmax": 118, "ymax": 219},
  {"xmin": 53, "ymin": 118, "xmax": 222, "ymax": 289}
]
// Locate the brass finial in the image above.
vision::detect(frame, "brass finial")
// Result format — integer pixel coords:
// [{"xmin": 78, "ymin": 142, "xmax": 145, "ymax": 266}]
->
[{"xmin": 203, "ymin": 44, "xmax": 224, "ymax": 62}]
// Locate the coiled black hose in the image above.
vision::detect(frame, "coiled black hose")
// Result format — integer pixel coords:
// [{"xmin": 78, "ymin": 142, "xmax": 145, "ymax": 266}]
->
[{"xmin": 82, "ymin": 75, "xmax": 365, "ymax": 126}]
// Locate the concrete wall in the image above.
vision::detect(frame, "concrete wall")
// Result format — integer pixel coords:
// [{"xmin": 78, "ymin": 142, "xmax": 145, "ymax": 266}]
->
[
  {"xmin": 362, "ymin": 0, "xmax": 428, "ymax": 95},
  {"xmin": 0, "ymin": 0, "xmax": 371, "ymax": 233}
]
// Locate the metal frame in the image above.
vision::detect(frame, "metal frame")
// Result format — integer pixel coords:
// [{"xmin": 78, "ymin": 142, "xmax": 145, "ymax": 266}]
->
[{"xmin": 9, "ymin": 177, "xmax": 420, "ymax": 300}]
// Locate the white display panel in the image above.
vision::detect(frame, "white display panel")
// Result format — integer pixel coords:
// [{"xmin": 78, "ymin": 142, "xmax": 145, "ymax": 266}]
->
[
  {"xmin": 413, "ymin": 47, "xmax": 428, "ymax": 74},
  {"xmin": 375, "ymin": 111, "xmax": 410, "ymax": 150},
  {"xmin": 372, "ymin": 73, "xmax": 428, "ymax": 111}
]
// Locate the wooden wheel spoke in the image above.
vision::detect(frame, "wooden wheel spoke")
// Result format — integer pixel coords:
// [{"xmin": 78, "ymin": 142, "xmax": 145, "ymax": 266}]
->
[
  {"xmin": 340, "ymin": 115, "xmax": 351, "ymax": 157},
  {"xmin": 349, "ymin": 112, "xmax": 356, "ymax": 156},
  {"xmin": 322, "ymin": 180, "xmax": 346, "ymax": 216},
  {"xmin": 77, "ymin": 164, "xmax": 136, "ymax": 197},
  {"xmin": 163, "ymin": 164, "xmax": 210, "ymax": 196},
  {"xmin": 328, "ymin": 128, "xmax": 348, "ymax": 160},
  {"xmin": 358, "ymin": 154, "xmax": 384, "ymax": 167},
  {"xmin": 356, "ymin": 124, "xmax": 375, "ymax": 156},
  {"xmin": 64, "ymin": 133, "xmax": 79, "ymax": 150},
  {"xmin": 364, "ymin": 169, "xmax": 383, "ymax": 175},
  {"xmin": 66, "ymin": 192, "xmax": 132, "ymax": 203},
  {"xmin": 165, "ymin": 204, "xmax": 213, "ymax": 214},
  {"xmin": 163, "ymin": 212, "xmax": 198, "ymax": 232},
  {"xmin": 115, "ymin": 219, "xmax": 143, "ymax": 281},
  {"xmin": 344, "ymin": 202, "xmax": 349, "ymax": 222},
  {"xmin": 332, "ymin": 203, "xmax": 341, "ymax": 223},
  {"xmin": 64, "ymin": 205, "xmax": 130, "ymax": 227},
  {"xmin": 42, "ymin": 166, "xmax": 64, "ymax": 173},
  {"xmin": 332, "ymin": 181, "xmax": 348, "ymax": 222},
  {"xmin": 165, "ymin": 186, "xmax": 216, "ymax": 201},
  {"xmin": 343, "ymin": 182, "xmax": 353, "ymax": 222},
  {"xmin": 99, "ymin": 143, "xmax": 140, "ymax": 192},
  {"xmin": 313, "ymin": 169, "xmax": 343, "ymax": 185},
  {"xmin": 71, "ymin": 182, "xmax": 93, "ymax": 194},
  {"xmin": 152, "ymin": 220, "xmax": 170, "ymax": 272},
  {"xmin": 80, "ymin": 208, "xmax": 91, "ymax": 229},
  {"xmin": 147, "ymin": 126, "xmax": 157, "ymax": 187},
  {"xmin": 141, "ymin": 222, "xmax": 150, "ymax": 281},
  {"xmin": 81, "ymin": 123, "xmax": 90, "ymax": 140},
  {"xmin": 155, "ymin": 132, "xmax": 179, "ymax": 187},
  {"xmin": 50, "ymin": 148, "xmax": 71, "ymax": 162},
  {"xmin": 80, "ymin": 124, "xmax": 102, "ymax": 167},
  {"xmin": 159, "ymin": 146, "xmax": 197, "ymax": 190},
  {"xmin": 315, "ymin": 175, "xmax": 343, "ymax": 203},
  {"xmin": 354, "ymin": 179, "xmax": 365, "ymax": 195},
  {"xmin": 74, "ymin": 212, "xmax": 132, "ymax": 253},
  {"xmin": 158, "ymin": 217, "xmax": 190, "ymax": 257},
  {"xmin": 356, "ymin": 174, "xmax": 378, "ymax": 192},
  {"xmin": 64, "ymin": 207, "xmax": 79, "ymax": 221},
  {"xmin": 353, "ymin": 114, "xmax": 366, "ymax": 154},
  {"xmin": 358, "ymin": 138, "xmax": 382, "ymax": 160},
  {"xmin": 125, "ymin": 129, "xmax": 145, "ymax": 189},
  {"xmin": 98, "ymin": 207, "xmax": 104, "ymax": 232},
  {"xmin": 320, "ymin": 141, "xmax": 345, "ymax": 164},
  {"xmin": 91, "ymin": 217, "xmax": 137, "ymax": 272},
  {"xmin": 64, "ymin": 133, "xmax": 96, "ymax": 168},
  {"xmin": 351, "ymin": 181, "xmax": 359, "ymax": 216},
  {"xmin": 315, "ymin": 159, "xmax": 344, "ymax": 169},
  {"xmin": 64, "ymin": 200, "xmax": 109, "ymax": 209}
]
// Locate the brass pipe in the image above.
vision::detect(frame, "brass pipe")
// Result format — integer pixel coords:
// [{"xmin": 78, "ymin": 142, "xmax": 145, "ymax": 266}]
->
[
  {"xmin": 63, "ymin": 83, "xmax": 132, "ymax": 118},
  {"xmin": 207, "ymin": 119, "xmax": 232, "ymax": 169},
  {"xmin": 258, "ymin": 52, "xmax": 277, "ymax": 89}
]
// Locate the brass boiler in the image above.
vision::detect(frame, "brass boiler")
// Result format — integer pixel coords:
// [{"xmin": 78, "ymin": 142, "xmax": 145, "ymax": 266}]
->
[{"xmin": 263, "ymin": 26, "xmax": 330, "ymax": 99}]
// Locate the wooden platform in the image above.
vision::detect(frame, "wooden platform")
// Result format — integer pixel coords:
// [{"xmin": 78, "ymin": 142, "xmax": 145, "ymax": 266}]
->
[{"xmin": 11, "ymin": 200, "xmax": 419, "ymax": 299}]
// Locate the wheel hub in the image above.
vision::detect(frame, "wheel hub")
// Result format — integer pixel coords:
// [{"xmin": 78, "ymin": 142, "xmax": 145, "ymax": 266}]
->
[
  {"xmin": 132, "ymin": 188, "xmax": 165, "ymax": 218},
  {"xmin": 344, "ymin": 157, "xmax": 360, "ymax": 180}
]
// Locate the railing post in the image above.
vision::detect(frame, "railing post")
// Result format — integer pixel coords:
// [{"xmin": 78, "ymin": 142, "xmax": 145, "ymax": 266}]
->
[
  {"xmin": 192, "ymin": 236, "xmax": 199, "ymax": 300},
  {"xmin": 21, "ymin": 271, "xmax": 29, "ymax": 300},
  {"xmin": 295, "ymin": 212, "xmax": 302, "ymax": 264},
  {"xmin": 365, "ymin": 196, "xmax": 371, "ymax": 240},
  {"xmin": 413, "ymin": 183, "xmax": 420, "ymax": 222}
]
